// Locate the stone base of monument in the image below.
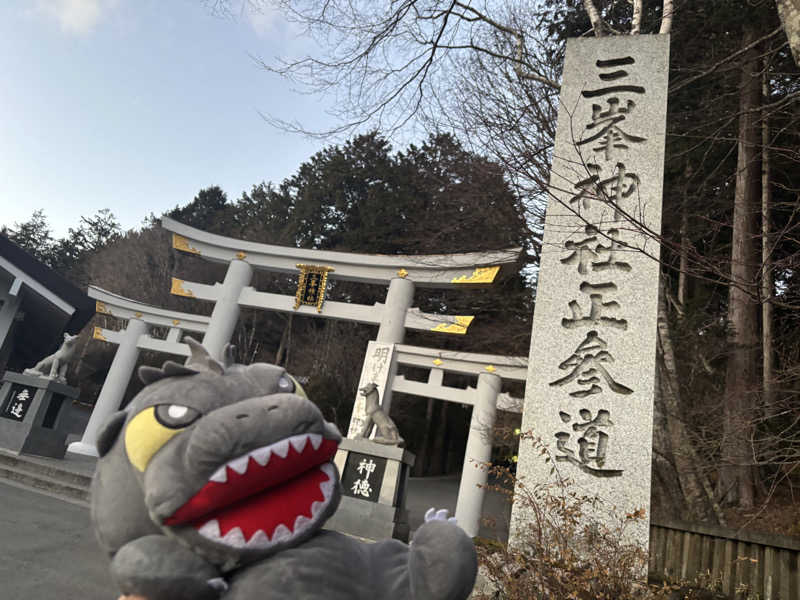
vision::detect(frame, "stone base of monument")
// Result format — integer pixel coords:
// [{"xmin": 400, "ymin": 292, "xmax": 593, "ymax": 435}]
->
[
  {"xmin": 325, "ymin": 438, "xmax": 415, "ymax": 542},
  {"xmin": 0, "ymin": 372, "xmax": 80, "ymax": 459}
]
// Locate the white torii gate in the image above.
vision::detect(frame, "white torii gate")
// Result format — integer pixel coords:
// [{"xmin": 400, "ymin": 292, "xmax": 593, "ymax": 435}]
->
[
  {"xmin": 67, "ymin": 286, "xmax": 209, "ymax": 457},
  {"xmin": 72, "ymin": 221, "xmax": 524, "ymax": 533},
  {"xmin": 162, "ymin": 217, "xmax": 520, "ymax": 420},
  {"xmin": 385, "ymin": 343, "xmax": 526, "ymax": 536},
  {"xmin": 73, "ymin": 285, "xmax": 528, "ymax": 537}
]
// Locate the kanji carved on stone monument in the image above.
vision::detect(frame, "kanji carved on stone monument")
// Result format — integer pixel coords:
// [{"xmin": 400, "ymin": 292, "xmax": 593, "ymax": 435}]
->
[{"xmin": 512, "ymin": 35, "xmax": 670, "ymax": 554}]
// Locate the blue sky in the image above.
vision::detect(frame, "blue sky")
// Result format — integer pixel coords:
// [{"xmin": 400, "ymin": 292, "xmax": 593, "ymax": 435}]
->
[{"xmin": 0, "ymin": 1, "xmax": 337, "ymax": 237}]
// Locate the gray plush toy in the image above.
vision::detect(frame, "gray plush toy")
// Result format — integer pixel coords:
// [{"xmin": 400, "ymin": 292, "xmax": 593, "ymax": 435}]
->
[{"xmin": 91, "ymin": 339, "xmax": 478, "ymax": 600}]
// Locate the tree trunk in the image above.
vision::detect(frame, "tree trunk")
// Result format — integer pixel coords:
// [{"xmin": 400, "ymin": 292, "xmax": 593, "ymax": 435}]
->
[
  {"xmin": 659, "ymin": 0, "xmax": 674, "ymax": 35},
  {"xmin": 718, "ymin": 30, "xmax": 762, "ymax": 509},
  {"xmin": 414, "ymin": 397, "xmax": 436, "ymax": 477},
  {"xmin": 439, "ymin": 401, "xmax": 451, "ymax": 474},
  {"xmin": 651, "ymin": 365, "xmax": 686, "ymax": 519},
  {"xmin": 631, "ymin": 0, "xmax": 642, "ymax": 35},
  {"xmin": 656, "ymin": 281, "xmax": 726, "ymax": 524},
  {"xmin": 429, "ymin": 401, "xmax": 449, "ymax": 476},
  {"xmin": 275, "ymin": 314, "xmax": 293, "ymax": 366},
  {"xmin": 583, "ymin": 0, "xmax": 604, "ymax": 36},
  {"xmin": 424, "ymin": 399, "xmax": 443, "ymax": 476},
  {"xmin": 776, "ymin": 0, "xmax": 800, "ymax": 65},
  {"xmin": 761, "ymin": 69, "xmax": 774, "ymax": 416},
  {"xmin": 678, "ymin": 203, "xmax": 689, "ymax": 309}
]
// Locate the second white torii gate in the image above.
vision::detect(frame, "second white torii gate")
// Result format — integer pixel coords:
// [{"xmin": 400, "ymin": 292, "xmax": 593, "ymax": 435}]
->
[{"xmin": 67, "ymin": 286, "xmax": 209, "ymax": 457}]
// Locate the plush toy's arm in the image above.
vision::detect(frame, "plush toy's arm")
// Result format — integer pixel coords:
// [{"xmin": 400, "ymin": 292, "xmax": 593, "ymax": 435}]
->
[
  {"xmin": 111, "ymin": 535, "xmax": 225, "ymax": 600},
  {"xmin": 408, "ymin": 509, "xmax": 478, "ymax": 600}
]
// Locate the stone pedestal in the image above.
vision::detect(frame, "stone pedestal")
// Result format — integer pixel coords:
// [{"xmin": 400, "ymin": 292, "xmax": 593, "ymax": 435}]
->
[
  {"xmin": 0, "ymin": 371, "xmax": 79, "ymax": 458},
  {"xmin": 325, "ymin": 438, "xmax": 415, "ymax": 542}
]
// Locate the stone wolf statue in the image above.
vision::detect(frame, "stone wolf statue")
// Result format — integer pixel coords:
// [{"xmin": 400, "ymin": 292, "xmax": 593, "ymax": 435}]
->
[
  {"xmin": 355, "ymin": 382, "xmax": 404, "ymax": 446},
  {"xmin": 24, "ymin": 332, "xmax": 79, "ymax": 382}
]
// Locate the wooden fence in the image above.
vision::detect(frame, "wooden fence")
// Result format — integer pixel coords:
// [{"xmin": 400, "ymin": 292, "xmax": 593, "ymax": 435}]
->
[{"xmin": 649, "ymin": 517, "xmax": 800, "ymax": 599}]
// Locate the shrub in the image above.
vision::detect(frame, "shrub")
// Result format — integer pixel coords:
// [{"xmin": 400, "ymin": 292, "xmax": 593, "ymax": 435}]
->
[{"xmin": 473, "ymin": 435, "xmax": 652, "ymax": 600}]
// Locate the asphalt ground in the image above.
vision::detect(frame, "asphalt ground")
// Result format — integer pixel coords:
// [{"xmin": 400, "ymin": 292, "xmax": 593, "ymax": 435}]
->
[
  {"xmin": 0, "ymin": 481, "xmax": 112, "ymax": 600},
  {"xmin": 405, "ymin": 474, "xmax": 512, "ymax": 541}
]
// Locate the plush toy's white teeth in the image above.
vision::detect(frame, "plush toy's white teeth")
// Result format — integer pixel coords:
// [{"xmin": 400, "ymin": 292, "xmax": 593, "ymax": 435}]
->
[
  {"xmin": 222, "ymin": 527, "xmax": 246, "ymax": 547},
  {"xmin": 198, "ymin": 519, "xmax": 221, "ymax": 538},
  {"xmin": 209, "ymin": 470, "xmax": 227, "ymax": 483},
  {"xmin": 271, "ymin": 523, "xmax": 292, "ymax": 543},
  {"xmin": 251, "ymin": 446, "xmax": 271, "ymax": 466},
  {"xmin": 271, "ymin": 438, "xmax": 290, "ymax": 459},
  {"xmin": 289, "ymin": 436, "xmax": 307, "ymax": 453},
  {"xmin": 228, "ymin": 455, "xmax": 250, "ymax": 475},
  {"xmin": 246, "ymin": 530, "xmax": 269, "ymax": 547},
  {"xmin": 196, "ymin": 463, "xmax": 336, "ymax": 549},
  {"xmin": 207, "ymin": 433, "xmax": 331, "ymax": 484},
  {"xmin": 293, "ymin": 514, "xmax": 312, "ymax": 536},
  {"xmin": 319, "ymin": 463, "xmax": 335, "ymax": 491}
]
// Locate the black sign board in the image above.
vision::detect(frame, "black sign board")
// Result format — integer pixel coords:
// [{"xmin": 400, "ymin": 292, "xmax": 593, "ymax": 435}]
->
[
  {"xmin": 294, "ymin": 264, "xmax": 334, "ymax": 313},
  {"xmin": 1, "ymin": 384, "xmax": 35, "ymax": 422},
  {"xmin": 340, "ymin": 451, "xmax": 387, "ymax": 503},
  {"xmin": 303, "ymin": 272, "xmax": 323, "ymax": 304}
]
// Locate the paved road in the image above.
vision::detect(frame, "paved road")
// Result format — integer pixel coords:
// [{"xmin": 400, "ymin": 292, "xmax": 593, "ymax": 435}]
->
[
  {"xmin": 0, "ymin": 474, "xmax": 510, "ymax": 599},
  {"xmin": 0, "ymin": 482, "xmax": 113, "ymax": 600},
  {"xmin": 406, "ymin": 475, "xmax": 512, "ymax": 541}
]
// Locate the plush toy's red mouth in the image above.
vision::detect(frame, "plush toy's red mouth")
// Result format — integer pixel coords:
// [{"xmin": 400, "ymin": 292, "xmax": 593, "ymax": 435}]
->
[{"xmin": 164, "ymin": 433, "xmax": 339, "ymax": 549}]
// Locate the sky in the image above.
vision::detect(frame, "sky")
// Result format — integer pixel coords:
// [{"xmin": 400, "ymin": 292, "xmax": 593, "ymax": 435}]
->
[{"xmin": 0, "ymin": 0, "xmax": 338, "ymax": 238}]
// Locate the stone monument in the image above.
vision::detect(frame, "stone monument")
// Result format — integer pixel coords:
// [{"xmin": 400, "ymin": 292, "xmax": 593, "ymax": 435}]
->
[
  {"xmin": 0, "ymin": 333, "xmax": 82, "ymax": 458},
  {"xmin": 510, "ymin": 34, "xmax": 670, "ymax": 553}
]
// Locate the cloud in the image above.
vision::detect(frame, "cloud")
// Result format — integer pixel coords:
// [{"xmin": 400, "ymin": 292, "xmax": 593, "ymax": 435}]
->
[
  {"xmin": 34, "ymin": 0, "xmax": 118, "ymax": 35},
  {"xmin": 245, "ymin": 5, "xmax": 282, "ymax": 36}
]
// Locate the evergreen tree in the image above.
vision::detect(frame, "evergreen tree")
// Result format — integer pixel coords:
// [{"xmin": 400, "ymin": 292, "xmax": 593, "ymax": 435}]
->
[
  {"xmin": 168, "ymin": 186, "xmax": 232, "ymax": 233},
  {"xmin": 2, "ymin": 210, "xmax": 56, "ymax": 265}
]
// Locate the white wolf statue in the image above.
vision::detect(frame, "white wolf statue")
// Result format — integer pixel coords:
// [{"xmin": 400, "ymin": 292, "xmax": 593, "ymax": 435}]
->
[{"xmin": 24, "ymin": 332, "xmax": 79, "ymax": 383}]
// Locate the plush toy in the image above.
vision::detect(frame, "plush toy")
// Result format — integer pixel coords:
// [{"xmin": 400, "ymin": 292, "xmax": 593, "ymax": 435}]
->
[{"xmin": 90, "ymin": 339, "xmax": 478, "ymax": 600}]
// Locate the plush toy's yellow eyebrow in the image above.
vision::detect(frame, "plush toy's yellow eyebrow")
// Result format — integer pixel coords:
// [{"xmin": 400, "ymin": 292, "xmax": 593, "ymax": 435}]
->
[
  {"xmin": 125, "ymin": 407, "xmax": 184, "ymax": 472},
  {"xmin": 288, "ymin": 375, "xmax": 308, "ymax": 400}
]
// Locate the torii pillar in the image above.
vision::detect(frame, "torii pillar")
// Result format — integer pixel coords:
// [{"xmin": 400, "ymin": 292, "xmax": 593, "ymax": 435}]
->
[
  {"xmin": 201, "ymin": 259, "xmax": 253, "ymax": 362},
  {"xmin": 68, "ymin": 317, "xmax": 148, "ymax": 457}
]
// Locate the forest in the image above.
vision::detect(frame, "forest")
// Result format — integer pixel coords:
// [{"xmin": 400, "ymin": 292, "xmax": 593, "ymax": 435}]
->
[{"xmin": 3, "ymin": 0, "xmax": 800, "ymax": 544}]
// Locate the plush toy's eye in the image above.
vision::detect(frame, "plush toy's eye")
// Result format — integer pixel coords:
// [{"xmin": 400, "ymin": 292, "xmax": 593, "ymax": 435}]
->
[
  {"xmin": 154, "ymin": 404, "xmax": 201, "ymax": 429},
  {"xmin": 277, "ymin": 375, "xmax": 295, "ymax": 393}
]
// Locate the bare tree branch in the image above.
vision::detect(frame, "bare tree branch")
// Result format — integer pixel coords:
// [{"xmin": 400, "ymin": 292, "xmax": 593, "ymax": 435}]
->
[{"xmin": 670, "ymin": 26, "xmax": 785, "ymax": 93}]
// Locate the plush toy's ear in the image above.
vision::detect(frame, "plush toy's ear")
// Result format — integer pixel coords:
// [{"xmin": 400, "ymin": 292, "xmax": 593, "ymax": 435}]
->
[{"xmin": 96, "ymin": 411, "xmax": 127, "ymax": 457}]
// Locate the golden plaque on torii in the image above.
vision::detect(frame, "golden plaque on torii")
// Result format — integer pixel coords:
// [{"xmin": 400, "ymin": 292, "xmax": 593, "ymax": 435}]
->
[{"xmin": 294, "ymin": 264, "xmax": 334, "ymax": 312}]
